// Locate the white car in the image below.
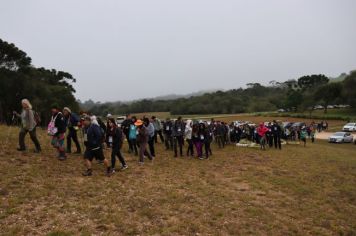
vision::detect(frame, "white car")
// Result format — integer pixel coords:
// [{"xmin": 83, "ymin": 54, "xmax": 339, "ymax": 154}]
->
[
  {"xmin": 328, "ymin": 132, "xmax": 354, "ymax": 143},
  {"xmin": 342, "ymin": 123, "xmax": 356, "ymax": 132},
  {"xmin": 116, "ymin": 116, "xmax": 126, "ymax": 127}
]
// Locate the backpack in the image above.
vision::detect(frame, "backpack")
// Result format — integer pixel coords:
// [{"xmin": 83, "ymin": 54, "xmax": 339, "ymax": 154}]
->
[
  {"xmin": 34, "ymin": 111, "xmax": 41, "ymax": 126},
  {"xmin": 47, "ymin": 112, "xmax": 61, "ymax": 136}
]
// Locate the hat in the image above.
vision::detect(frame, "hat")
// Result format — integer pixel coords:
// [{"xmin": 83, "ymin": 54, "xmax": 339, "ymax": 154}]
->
[
  {"xmin": 134, "ymin": 119, "xmax": 143, "ymax": 126},
  {"xmin": 63, "ymin": 107, "xmax": 72, "ymax": 113}
]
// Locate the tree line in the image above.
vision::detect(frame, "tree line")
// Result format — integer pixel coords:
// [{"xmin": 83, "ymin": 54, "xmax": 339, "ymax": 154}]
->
[
  {"xmin": 81, "ymin": 72, "xmax": 356, "ymax": 116},
  {"xmin": 0, "ymin": 38, "xmax": 78, "ymax": 125}
]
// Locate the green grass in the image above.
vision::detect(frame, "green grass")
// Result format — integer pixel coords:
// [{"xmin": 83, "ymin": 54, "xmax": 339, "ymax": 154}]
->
[{"xmin": 0, "ymin": 125, "xmax": 356, "ymax": 235}]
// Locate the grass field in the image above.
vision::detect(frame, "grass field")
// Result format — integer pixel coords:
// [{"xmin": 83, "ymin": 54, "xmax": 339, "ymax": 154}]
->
[{"xmin": 1, "ymin": 125, "xmax": 356, "ymax": 235}]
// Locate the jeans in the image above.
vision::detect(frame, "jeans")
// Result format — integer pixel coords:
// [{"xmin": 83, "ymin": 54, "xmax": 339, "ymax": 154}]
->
[
  {"xmin": 129, "ymin": 139, "xmax": 138, "ymax": 155},
  {"xmin": 148, "ymin": 136, "xmax": 155, "ymax": 157},
  {"xmin": 19, "ymin": 127, "xmax": 41, "ymax": 151},
  {"xmin": 139, "ymin": 142, "xmax": 152, "ymax": 163},
  {"xmin": 66, "ymin": 129, "xmax": 81, "ymax": 152},
  {"xmin": 173, "ymin": 136, "xmax": 184, "ymax": 156},
  {"xmin": 164, "ymin": 134, "xmax": 173, "ymax": 150},
  {"xmin": 273, "ymin": 134, "xmax": 281, "ymax": 149},
  {"xmin": 186, "ymin": 139, "xmax": 194, "ymax": 156},
  {"xmin": 111, "ymin": 146, "xmax": 126, "ymax": 168},
  {"xmin": 154, "ymin": 130, "xmax": 164, "ymax": 143}
]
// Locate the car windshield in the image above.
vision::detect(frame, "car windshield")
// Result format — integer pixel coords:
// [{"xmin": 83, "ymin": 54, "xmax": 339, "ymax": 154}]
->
[
  {"xmin": 334, "ymin": 132, "xmax": 345, "ymax": 137},
  {"xmin": 345, "ymin": 123, "xmax": 355, "ymax": 126}
]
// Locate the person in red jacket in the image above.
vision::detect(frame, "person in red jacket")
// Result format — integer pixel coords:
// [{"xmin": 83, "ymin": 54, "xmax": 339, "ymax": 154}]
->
[{"xmin": 257, "ymin": 123, "xmax": 269, "ymax": 150}]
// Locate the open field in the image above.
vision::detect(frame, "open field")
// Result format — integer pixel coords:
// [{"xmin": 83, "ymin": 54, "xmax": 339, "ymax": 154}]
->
[{"xmin": 1, "ymin": 125, "xmax": 356, "ymax": 235}]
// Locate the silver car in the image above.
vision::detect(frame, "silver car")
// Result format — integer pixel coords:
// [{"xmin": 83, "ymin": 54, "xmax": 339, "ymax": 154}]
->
[{"xmin": 328, "ymin": 132, "xmax": 354, "ymax": 143}]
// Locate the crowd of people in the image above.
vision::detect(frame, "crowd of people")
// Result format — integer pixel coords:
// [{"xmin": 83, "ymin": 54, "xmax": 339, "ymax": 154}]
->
[{"xmin": 13, "ymin": 99, "xmax": 320, "ymax": 176}]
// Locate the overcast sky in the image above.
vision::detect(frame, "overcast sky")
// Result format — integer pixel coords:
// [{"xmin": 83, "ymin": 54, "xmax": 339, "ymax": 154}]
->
[{"xmin": 1, "ymin": 0, "xmax": 355, "ymax": 102}]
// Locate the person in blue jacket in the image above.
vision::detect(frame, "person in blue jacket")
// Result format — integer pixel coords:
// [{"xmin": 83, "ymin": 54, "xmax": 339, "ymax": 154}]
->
[
  {"xmin": 82, "ymin": 116, "xmax": 110, "ymax": 176},
  {"xmin": 63, "ymin": 107, "xmax": 81, "ymax": 154},
  {"xmin": 128, "ymin": 116, "xmax": 138, "ymax": 155}
]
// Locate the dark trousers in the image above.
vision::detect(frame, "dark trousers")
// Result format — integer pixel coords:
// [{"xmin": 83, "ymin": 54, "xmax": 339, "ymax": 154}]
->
[
  {"xmin": 111, "ymin": 146, "xmax": 126, "ymax": 168},
  {"xmin": 204, "ymin": 141, "xmax": 212, "ymax": 158},
  {"xmin": 148, "ymin": 136, "xmax": 155, "ymax": 157},
  {"xmin": 273, "ymin": 134, "xmax": 281, "ymax": 149},
  {"xmin": 67, "ymin": 129, "xmax": 81, "ymax": 152},
  {"xmin": 19, "ymin": 128, "xmax": 41, "ymax": 151},
  {"xmin": 268, "ymin": 134, "xmax": 273, "ymax": 147},
  {"xmin": 186, "ymin": 139, "xmax": 194, "ymax": 156},
  {"xmin": 154, "ymin": 130, "xmax": 164, "ymax": 143},
  {"xmin": 164, "ymin": 134, "xmax": 173, "ymax": 150},
  {"xmin": 139, "ymin": 142, "xmax": 152, "ymax": 162},
  {"xmin": 130, "ymin": 139, "xmax": 138, "ymax": 155},
  {"xmin": 216, "ymin": 135, "xmax": 224, "ymax": 148},
  {"xmin": 174, "ymin": 136, "xmax": 184, "ymax": 156}
]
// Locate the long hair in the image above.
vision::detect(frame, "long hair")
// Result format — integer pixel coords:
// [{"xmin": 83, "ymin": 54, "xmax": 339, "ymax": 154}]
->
[{"xmin": 21, "ymin": 99, "xmax": 32, "ymax": 109}]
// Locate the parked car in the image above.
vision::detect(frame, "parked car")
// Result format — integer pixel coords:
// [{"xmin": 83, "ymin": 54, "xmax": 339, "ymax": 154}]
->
[
  {"xmin": 282, "ymin": 122, "xmax": 293, "ymax": 129},
  {"xmin": 328, "ymin": 132, "xmax": 354, "ymax": 143},
  {"xmin": 291, "ymin": 122, "xmax": 306, "ymax": 129},
  {"xmin": 314, "ymin": 105, "xmax": 324, "ymax": 110},
  {"xmin": 342, "ymin": 123, "xmax": 356, "ymax": 132},
  {"xmin": 116, "ymin": 116, "xmax": 126, "ymax": 127}
]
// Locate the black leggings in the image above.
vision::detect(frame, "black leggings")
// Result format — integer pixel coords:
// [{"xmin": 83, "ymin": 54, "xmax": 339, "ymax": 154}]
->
[
  {"xmin": 111, "ymin": 146, "xmax": 126, "ymax": 168},
  {"xmin": 186, "ymin": 139, "xmax": 194, "ymax": 156}
]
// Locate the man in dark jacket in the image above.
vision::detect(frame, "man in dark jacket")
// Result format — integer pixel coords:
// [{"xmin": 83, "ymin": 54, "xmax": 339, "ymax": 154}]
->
[
  {"xmin": 136, "ymin": 119, "xmax": 153, "ymax": 164},
  {"xmin": 163, "ymin": 118, "xmax": 173, "ymax": 150},
  {"xmin": 172, "ymin": 117, "xmax": 185, "ymax": 157},
  {"xmin": 271, "ymin": 120, "xmax": 282, "ymax": 149},
  {"xmin": 63, "ymin": 107, "xmax": 81, "ymax": 154},
  {"xmin": 50, "ymin": 105, "xmax": 67, "ymax": 160},
  {"xmin": 82, "ymin": 116, "xmax": 110, "ymax": 176}
]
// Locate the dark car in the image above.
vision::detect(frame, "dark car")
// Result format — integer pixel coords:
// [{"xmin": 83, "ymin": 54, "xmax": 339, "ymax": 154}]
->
[{"xmin": 291, "ymin": 122, "xmax": 306, "ymax": 129}]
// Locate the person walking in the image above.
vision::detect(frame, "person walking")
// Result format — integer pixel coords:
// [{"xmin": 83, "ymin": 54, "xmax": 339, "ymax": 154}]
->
[
  {"xmin": 192, "ymin": 123, "xmax": 203, "ymax": 159},
  {"xmin": 257, "ymin": 123, "xmax": 269, "ymax": 150},
  {"xmin": 63, "ymin": 107, "xmax": 81, "ymax": 154},
  {"xmin": 152, "ymin": 116, "xmax": 164, "ymax": 143},
  {"xmin": 163, "ymin": 118, "xmax": 173, "ymax": 150},
  {"xmin": 48, "ymin": 104, "xmax": 67, "ymax": 160},
  {"xmin": 172, "ymin": 116, "xmax": 185, "ymax": 157},
  {"xmin": 144, "ymin": 117, "xmax": 156, "ymax": 157},
  {"xmin": 184, "ymin": 119, "xmax": 194, "ymax": 157},
  {"xmin": 13, "ymin": 99, "xmax": 41, "ymax": 153},
  {"xmin": 128, "ymin": 116, "xmax": 138, "ymax": 156},
  {"xmin": 136, "ymin": 119, "xmax": 153, "ymax": 164},
  {"xmin": 82, "ymin": 116, "xmax": 111, "ymax": 176},
  {"xmin": 271, "ymin": 120, "xmax": 282, "ymax": 150},
  {"xmin": 107, "ymin": 118, "xmax": 128, "ymax": 174}
]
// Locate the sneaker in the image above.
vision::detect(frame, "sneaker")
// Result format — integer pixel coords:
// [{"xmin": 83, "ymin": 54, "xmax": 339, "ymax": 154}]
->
[
  {"xmin": 58, "ymin": 155, "xmax": 67, "ymax": 161},
  {"xmin": 82, "ymin": 169, "xmax": 92, "ymax": 176},
  {"xmin": 199, "ymin": 156, "xmax": 204, "ymax": 160},
  {"xmin": 120, "ymin": 165, "xmax": 128, "ymax": 170},
  {"xmin": 110, "ymin": 168, "xmax": 116, "ymax": 174},
  {"xmin": 139, "ymin": 162, "xmax": 144, "ymax": 165}
]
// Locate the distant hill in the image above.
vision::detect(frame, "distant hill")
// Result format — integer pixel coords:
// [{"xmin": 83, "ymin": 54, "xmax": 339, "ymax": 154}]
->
[
  {"xmin": 151, "ymin": 89, "xmax": 220, "ymax": 101},
  {"xmin": 329, "ymin": 73, "xmax": 347, "ymax": 83}
]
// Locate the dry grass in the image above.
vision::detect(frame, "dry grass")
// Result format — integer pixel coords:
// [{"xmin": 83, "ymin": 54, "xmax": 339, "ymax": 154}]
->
[{"xmin": 0, "ymin": 125, "xmax": 356, "ymax": 236}]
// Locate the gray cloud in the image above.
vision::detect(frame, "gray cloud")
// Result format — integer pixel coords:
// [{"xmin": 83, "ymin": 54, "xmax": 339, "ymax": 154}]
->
[{"xmin": 1, "ymin": 0, "xmax": 355, "ymax": 101}]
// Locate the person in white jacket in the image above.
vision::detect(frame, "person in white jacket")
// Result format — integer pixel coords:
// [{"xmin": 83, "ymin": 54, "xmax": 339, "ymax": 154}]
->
[{"xmin": 184, "ymin": 119, "xmax": 194, "ymax": 157}]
